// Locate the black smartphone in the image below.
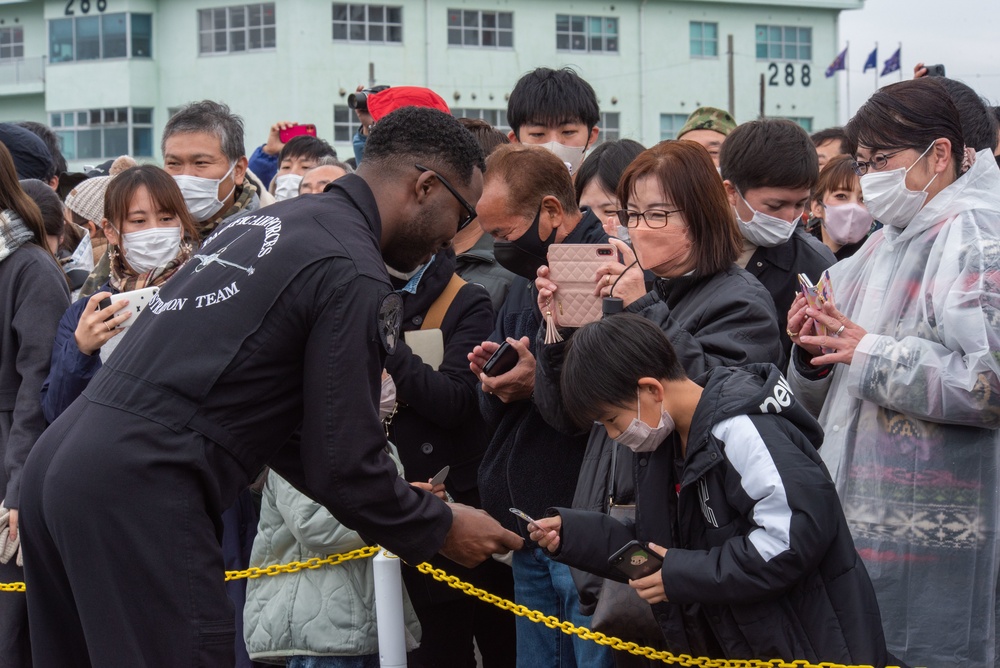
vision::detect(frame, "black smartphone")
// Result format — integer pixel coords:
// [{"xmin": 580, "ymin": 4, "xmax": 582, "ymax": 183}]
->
[
  {"xmin": 482, "ymin": 341, "xmax": 518, "ymax": 377},
  {"xmin": 608, "ymin": 540, "xmax": 663, "ymax": 580},
  {"xmin": 925, "ymin": 64, "xmax": 946, "ymax": 77}
]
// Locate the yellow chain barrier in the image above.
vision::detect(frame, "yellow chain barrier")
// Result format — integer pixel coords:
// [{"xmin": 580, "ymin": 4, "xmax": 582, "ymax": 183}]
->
[{"xmin": 0, "ymin": 548, "xmax": 893, "ymax": 668}]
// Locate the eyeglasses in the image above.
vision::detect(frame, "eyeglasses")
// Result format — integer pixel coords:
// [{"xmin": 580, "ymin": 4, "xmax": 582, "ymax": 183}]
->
[
  {"xmin": 616, "ymin": 208, "xmax": 684, "ymax": 229},
  {"xmin": 851, "ymin": 149, "xmax": 908, "ymax": 176},
  {"xmin": 415, "ymin": 164, "xmax": 478, "ymax": 232}
]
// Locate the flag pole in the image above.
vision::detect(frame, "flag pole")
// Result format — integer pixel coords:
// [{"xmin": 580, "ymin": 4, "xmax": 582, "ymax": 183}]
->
[
  {"xmin": 898, "ymin": 42, "xmax": 903, "ymax": 82},
  {"xmin": 873, "ymin": 42, "xmax": 878, "ymax": 92},
  {"xmin": 845, "ymin": 41, "xmax": 851, "ymax": 121}
]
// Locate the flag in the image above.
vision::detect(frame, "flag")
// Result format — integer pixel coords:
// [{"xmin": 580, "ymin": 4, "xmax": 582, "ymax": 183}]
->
[
  {"xmin": 863, "ymin": 47, "xmax": 878, "ymax": 73},
  {"xmin": 881, "ymin": 47, "xmax": 901, "ymax": 76},
  {"xmin": 825, "ymin": 47, "xmax": 847, "ymax": 78}
]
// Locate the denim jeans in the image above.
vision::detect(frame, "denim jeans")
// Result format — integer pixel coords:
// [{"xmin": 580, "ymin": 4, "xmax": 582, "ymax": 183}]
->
[
  {"xmin": 512, "ymin": 548, "xmax": 615, "ymax": 668},
  {"xmin": 287, "ymin": 655, "xmax": 379, "ymax": 668}
]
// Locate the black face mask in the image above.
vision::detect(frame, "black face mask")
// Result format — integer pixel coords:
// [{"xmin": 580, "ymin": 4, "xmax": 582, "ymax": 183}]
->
[{"xmin": 494, "ymin": 206, "xmax": 555, "ymax": 280}]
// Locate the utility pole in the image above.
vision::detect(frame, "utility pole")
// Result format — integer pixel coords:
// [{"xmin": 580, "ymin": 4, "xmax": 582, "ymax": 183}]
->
[
  {"xmin": 727, "ymin": 34, "xmax": 735, "ymax": 117},
  {"xmin": 759, "ymin": 73, "xmax": 765, "ymax": 118},
  {"xmin": 368, "ymin": 62, "xmax": 375, "ymax": 87}
]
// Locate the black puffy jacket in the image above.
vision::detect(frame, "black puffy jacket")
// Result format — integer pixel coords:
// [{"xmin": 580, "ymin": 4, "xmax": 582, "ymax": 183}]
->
[{"xmin": 552, "ymin": 364, "xmax": 889, "ymax": 666}]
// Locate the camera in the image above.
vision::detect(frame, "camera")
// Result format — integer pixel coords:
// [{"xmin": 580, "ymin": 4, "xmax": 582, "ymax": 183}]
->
[{"xmin": 348, "ymin": 85, "xmax": 391, "ymax": 112}]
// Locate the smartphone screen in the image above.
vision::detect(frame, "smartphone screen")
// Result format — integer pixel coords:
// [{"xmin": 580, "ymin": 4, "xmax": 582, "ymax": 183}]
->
[{"xmin": 609, "ymin": 540, "xmax": 663, "ymax": 580}]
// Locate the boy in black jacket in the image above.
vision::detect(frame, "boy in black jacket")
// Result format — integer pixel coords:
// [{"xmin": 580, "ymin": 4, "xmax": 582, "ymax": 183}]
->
[{"xmin": 529, "ymin": 314, "xmax": 888, "ymax": 666}]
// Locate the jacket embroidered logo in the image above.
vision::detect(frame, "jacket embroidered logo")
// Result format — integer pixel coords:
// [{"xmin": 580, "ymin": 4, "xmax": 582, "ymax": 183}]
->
[
  {"xmin": 697, "ymin": 478, "xmax": 719, "ymax": 528},
  {"xmin": 759, "ymin": 375, "xmax": 794, "ymax": 414}
]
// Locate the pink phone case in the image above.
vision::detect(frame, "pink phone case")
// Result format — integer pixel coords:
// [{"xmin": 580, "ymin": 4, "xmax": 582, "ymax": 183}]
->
[{"xmin": 547, "ymin": 244, "xmax": 615, "ymax": 328}]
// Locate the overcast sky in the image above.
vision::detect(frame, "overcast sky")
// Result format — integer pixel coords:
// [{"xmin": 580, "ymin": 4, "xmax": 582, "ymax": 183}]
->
[{"xmin": 835, "ymin": 0, "xmax": 999, "ymax": 124}]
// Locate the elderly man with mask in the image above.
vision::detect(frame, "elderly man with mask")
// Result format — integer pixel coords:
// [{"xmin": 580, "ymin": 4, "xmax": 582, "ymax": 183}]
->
[{"xmin": 468, "ymin": 143, "xmax": 613, "ymax": 668}]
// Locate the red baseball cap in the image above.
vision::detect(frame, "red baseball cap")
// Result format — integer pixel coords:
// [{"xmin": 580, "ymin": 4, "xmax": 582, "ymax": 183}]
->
[{"xmin": 367, "ymin": 86, "xmax": 451, "ymax": 122}]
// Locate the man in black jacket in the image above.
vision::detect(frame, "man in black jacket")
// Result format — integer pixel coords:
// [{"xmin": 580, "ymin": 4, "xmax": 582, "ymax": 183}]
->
[
  {"xmin": 720, "ymin": 119, "xmax": 836, "ymax": 360},
  {"xmin": 531, "ymin": 315, "xmax": 889, "ymax": 666},
  {"xmin": 467, "ymin": 143, "xmax": 613, "ymax": 667},
  {"xmin": 19, "ymin": 108, "xmax": 522, "ymax": 667}
]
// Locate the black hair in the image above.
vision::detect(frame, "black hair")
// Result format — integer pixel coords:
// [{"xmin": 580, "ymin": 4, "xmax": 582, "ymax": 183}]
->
[
  {"xmin": 507, "ymin": 67, "xmax": 600, "ymax": 138},
  {"xmin": 561, "ymin": 314, "xmax": 686, "ymax": 429},
  {"xmin": 720, "ymin": 119, "xmax": 818, "ymax": 192},
  {"xmin": 845, "ymin": 78, "xmax": 964, "ymax": 176},
  {"xmin": 937, "ymin": 78, "xmax": 998, "ymax": 152},
  {"xmin": 363, "ymin": 107, "xmax": 485, "ymax": 185},
  {"xmin": 574, "ymin": 139, "xmax": 645, "ymax": 204},
  {"xmin": 16, "ymin": 121, "xmax": 67, "ymax": 178},
  {"xmin": 162, "ymin": 100, "xmax": 245, "ymax": 163},
  {"xmin": 457, "ymin": 117, "xmax": 509, "ymax": 157},
  {"xmin": 19, "ymin": 178, "xmax": 65, "ymax": 238},
  {"xmin": 810, "ymin": 127, "xmax": 847, "ymax": 153},
  {"xmin": 278, "ymin": 135, "xmax": 337, "ymax": 164}
]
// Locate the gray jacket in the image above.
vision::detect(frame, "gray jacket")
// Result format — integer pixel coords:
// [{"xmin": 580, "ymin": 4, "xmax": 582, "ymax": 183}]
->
[
  {"xmin": 244, "ymin": 463, "xmax": 421, "ymax": 662},
  {"xmin": 455, "ymin": 233, "xmax": 516, "ymax": 313},
  {"xmin": 0, "ymin": 244, "xmax": 69, "ymax": 507}
]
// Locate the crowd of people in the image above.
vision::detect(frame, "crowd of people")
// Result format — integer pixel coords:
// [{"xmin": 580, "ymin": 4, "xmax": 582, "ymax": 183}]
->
[{"xmin": 0, "ymin": 63, "xmax": 998, "ymax": 668}]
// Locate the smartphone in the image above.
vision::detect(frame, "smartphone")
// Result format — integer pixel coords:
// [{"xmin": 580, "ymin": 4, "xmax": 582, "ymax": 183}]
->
[
  {"xmin": 924, "ymin": 64, "xmax": 946, "ymax": 77},
  {"xmin": 278, "ymin": 124, "xmax": 317, "ymax": 143},
  {"xmin": 509, "ymin": 507, "xmax": 539, "ymax": 526},
  {"xmin": 546, "ymin": 244, "xmax": 616, "ymax": 328},
  {"xmin": 99, "ymin": 286, "xmax": 160, "ymax": 363},
  {"xmin": 482, "ymin": 341, "xmax": 519, "ymax": 377},
  {"xmin": 608, "ymin": 540, "xmax": 664, "ymax": 580},
  {"xmin": 429, "ymin": 465, "xmax": 450, "ymax": 486}
]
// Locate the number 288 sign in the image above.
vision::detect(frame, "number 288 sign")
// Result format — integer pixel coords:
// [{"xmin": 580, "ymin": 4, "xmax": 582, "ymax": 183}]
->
[{"xmin": 767, "ymin": 63, "xmax": 812, "ymax": 87}]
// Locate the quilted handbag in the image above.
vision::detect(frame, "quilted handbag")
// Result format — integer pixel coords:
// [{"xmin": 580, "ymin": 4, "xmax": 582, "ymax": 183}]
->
[{"xmin": 546, "ymin": 244, "xmax": 615, "ymax": 328}]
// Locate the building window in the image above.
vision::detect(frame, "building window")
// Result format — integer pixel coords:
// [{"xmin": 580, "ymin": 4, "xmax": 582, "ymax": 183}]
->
[
  {"xmin": 333, "ymin": 105, "xmax": 362, "ymax": 143},
  {"xmin": 50, "ymin": 107, "xmax": 154, "ymax": 161},
  {"xmin": 199, "ymin": 3, "xmax": 276, "ymax": 55},
  {"xmin": 49, "ymin": 13, "xmax": 152, "ymax": 63},
  {"xmin": 690, "ymin": 21, "xmax": 718, "ymax": 58},
  {"xmin": 556, "ymin": 15, "xmax": 617, "ymax": 53},
  {"xmin": 0, "ymin": 27, "xmax": 24, "ymax": 60},
  {"xmin": 333, "ymin": 4, "xmax": 402, "ymax": 43},
  {"xmin": 781, "ymin": 116, "xmax": 813, "ymax": 132},
  {"xmin": 447, "ymin": 10, "xmax": 513, "ymax": 48},
  {"xmin": 451, "ymin": 108, "xmax": 511, "ymax": 135},
  {"xmin": 659, "ymin": 113, "xmax": 688, "ymax": 141},
  {"xmin": 755, "ymin": 25, "xmax": 811, "ymax": 61},
  {"xmin": 597, "ymin": 112, "xmax": 620, "ymax": 143}
]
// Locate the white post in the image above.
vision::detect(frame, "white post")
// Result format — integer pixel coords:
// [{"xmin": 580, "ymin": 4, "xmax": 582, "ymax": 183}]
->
[{"xmin": 374, "ymin": 549, "xmax": 407, "ymax": 668}]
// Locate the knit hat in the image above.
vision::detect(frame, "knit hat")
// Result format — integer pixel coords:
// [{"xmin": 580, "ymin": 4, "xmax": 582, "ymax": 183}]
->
[
  {"xmin": 64, "ymin": 155, "xmax": 138, "ymax": 223},
  {"xmin": 0, "ymin": 123, "xmax": 54, "ymax": 181},
  {"xmin": 367, "ymin": 86, "xmax": 451, "ymax": 122},
  {"xmin": 677, "ymin": 107, "xmax": 737, "ymax": 140}
]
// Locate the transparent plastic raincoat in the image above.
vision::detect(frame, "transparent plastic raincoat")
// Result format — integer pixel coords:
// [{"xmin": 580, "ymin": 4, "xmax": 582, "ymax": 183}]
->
[{"xmin": 788, "ymin": 150, "xmax": 1000, "ymax": 667}]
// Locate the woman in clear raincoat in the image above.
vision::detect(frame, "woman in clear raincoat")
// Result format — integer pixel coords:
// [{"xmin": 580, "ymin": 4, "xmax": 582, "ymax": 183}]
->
[{"xmin": 785, "ymin": 78, "xmax": 1000, "ymax": 667}]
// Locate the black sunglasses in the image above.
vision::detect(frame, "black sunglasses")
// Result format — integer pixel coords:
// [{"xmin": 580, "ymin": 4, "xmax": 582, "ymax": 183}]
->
[{"xmin": 415, "ymin": 164, "xmax": 478, "ymax": 232}]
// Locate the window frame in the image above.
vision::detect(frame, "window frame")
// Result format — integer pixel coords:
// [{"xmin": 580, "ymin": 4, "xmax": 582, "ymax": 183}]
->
[
  {"xmin": 689, "ymin": 21, "xmax": 718, "ymax": 59},
  {"xmin": 50, "ymin": 107, "xmax": 155, "ymax": 161},
  {"xmin": 596, "ymin": 111, "xmax": 620, "ymax": 144},
  {"xmin": 332, "ymin": 3, "xmax": 403, "ymax": 44},
  {"xmin": 48, "ymin": 13, "xmax": 152, "ymax": 63},
  {"xmin": 755, "ymin": 24, "xmax": 812, "ymax": 63},
  {"xmin": 555, "ymin": 14, "xmax": 618, "ymax": 54},
  {"xmin": 450, "ymin": 107, "xmax": 511, "ymax": 136},
  {"xmin": 333, "ymin": 105, "xmax": 362, "ymax": 143},
  {"xmin": 446, "ymin": 9, "xmax": 513, "ymax": 49},
  {"xmin": 198, "ymin": 3, "xmax": 277, "ymax": 56},
  {"xmin": 0, "ymin": 26, "xmax": 25, "ymax": 61},
  {"xmin": 659, "ymin": 113, "xmax": 689, "ymax": 141}
]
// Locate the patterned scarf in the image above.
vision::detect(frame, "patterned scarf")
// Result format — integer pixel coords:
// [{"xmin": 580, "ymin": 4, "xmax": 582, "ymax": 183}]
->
[
  {"xmin": 108, "ymin": 240, "xmax": 195, "ymax": 293},
  {"xmin": 0, "ymin": 209, "xmax": 35, "ymax": 263},
  {"xmin": 197, "ymin": 179, "xmax": 259, "ymax": 237}
]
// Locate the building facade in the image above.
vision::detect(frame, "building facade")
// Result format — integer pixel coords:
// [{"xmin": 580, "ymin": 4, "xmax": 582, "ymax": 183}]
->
[{"xmin": 0, "ymin": 0, "xmax": 861, "ymax": 170}]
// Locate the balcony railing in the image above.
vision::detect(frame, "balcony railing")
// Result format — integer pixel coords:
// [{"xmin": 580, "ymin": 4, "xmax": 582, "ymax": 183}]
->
[{"xmin": 0, "ymin": 56, "xmax": 46, "ymax": 88}]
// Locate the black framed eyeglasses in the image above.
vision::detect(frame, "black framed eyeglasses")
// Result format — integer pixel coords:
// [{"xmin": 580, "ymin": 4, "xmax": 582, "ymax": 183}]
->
[
  {"xmin": 851, "ymin": 149, "xmax": 907, "ymax": 176},
  {"xmin": 615, "ymin": 208, "xmax": 684, "ymax": 229},
  {"xmin": 415, "ymin": 164, "xmax": 478, "ymax": 232}
]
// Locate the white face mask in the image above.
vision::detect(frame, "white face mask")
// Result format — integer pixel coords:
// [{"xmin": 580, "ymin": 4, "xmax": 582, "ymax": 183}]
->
[
  {"xmin": 822, "ymin": 202, "xmax": 874, "ymax": 246},
  {"xmin": 273, "ymin": 173, "xmax": 303, "ymax": 202},
  {"xmin": 120, "ymin": 227, "xmax": 182, "ymax": 274},
  {"xmin": 537, "ymin": 141, "xmax": 589, "ymax": 175},
  {"xmin": 613, "ymin": 389, "xmax": 675, "ymax": 453},
  {"xmin": 173, "ymin": 162, "xmax": 237, "ymax": 222},
  {"xmin": 859, "ymin": 142, "xmax": 939, "ymax": 229},
  {"xmin": 734, "ymin": 191, "xmax": 799, "ymax": 248}
]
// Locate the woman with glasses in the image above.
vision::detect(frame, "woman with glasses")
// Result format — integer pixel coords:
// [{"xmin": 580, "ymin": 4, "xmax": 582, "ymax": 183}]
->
[
  {"xmin": 532, "ymin": 140, "xmax": 782, "ymax": 663},
  {"xmin": 786, "ymin": 78, "xmax": 1000, "ymax": 667}
]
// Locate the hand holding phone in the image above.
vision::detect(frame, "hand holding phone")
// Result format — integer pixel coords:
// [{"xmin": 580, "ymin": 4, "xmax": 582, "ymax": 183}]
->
[
  {"xmin": 482, "ymin": 341, "xmax": 519, "ymax": 377},
  {"xmin": 546, "ymin": 244, "xmax": 617, "ymax": 328},
  {"xmin": 278, "ymin": 123, "xmax": 317, "ymax": 143},
  {"xmin": 609, "ymin": 540, "xmax": 664, "ymax": 580}
]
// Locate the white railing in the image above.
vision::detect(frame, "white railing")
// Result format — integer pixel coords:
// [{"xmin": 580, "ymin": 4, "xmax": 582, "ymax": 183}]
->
[{"xmin": 0, "ymin": 56, "xmax": 45, "ymax": 87}]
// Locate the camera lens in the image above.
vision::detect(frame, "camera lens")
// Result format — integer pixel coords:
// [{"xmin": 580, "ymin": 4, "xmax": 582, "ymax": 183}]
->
[{"xmin": 347, "ymin": 92, "xmax": 362, "ymax": 110}]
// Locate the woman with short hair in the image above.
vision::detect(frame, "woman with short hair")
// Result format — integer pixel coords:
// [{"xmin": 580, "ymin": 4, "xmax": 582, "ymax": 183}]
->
[{"xmin": 786, "ymin": 77, "xmax": 1000, "ymax": 667}]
